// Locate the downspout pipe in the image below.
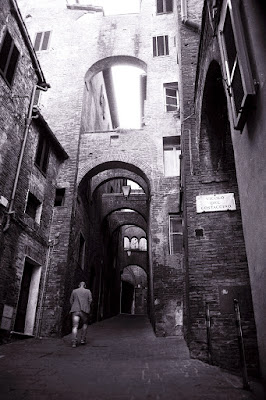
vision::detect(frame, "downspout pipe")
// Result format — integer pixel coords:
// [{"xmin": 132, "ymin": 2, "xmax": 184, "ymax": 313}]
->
[
  {"xmin": 181, "ymin": 0, "xmax": 201, "ymax": 33},
  {"xmin": 9, "ymin": 0, "xmax": 46, "ymax": 84},
  {"xmin": 3, "ymin": 83, "xmax": 50, "ymax": 233}
]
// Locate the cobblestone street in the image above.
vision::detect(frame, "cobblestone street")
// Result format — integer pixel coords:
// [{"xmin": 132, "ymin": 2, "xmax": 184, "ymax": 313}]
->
[{"xmin": 0, "ymin": 315, "xmax": 263, "ymax": 399}]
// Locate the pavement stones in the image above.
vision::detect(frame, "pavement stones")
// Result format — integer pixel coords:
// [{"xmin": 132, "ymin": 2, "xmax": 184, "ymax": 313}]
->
[{"xmin": 0, "ymin": 314, "xmax": 263, "ymax": 399}]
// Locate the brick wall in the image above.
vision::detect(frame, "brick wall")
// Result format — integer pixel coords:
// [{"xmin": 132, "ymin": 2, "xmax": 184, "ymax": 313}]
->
[
  {"xmin": 179, "ymin": 0, "xmax": 259, "ymax": 373},
  {"xmin": 16, "ymin": 0, "xmax": 183, "ymax": 338}
]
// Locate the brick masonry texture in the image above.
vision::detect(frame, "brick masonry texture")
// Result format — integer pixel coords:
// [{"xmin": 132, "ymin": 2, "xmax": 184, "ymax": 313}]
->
[
  {"xmin": 177, "ymin": 0, "xmax": 259, "ymax": 374},
  {"xmin": 15, "ymin": 0, "xmax": 183, "ymax": 339}
]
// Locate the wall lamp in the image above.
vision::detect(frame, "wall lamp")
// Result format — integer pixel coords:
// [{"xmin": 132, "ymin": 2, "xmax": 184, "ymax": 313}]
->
[{"xmin": 122, "ymin": 185, "xmax": 131, "ymax": 199}]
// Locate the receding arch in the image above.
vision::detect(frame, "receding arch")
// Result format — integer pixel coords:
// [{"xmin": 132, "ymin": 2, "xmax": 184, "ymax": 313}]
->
[
  {"xmin": 78, "ymin": 160, "xmax": 151, "ymax": 193},
  {"xmin": 85, "ymin": 55, "xmax": 147, "ymax": 82},
  {"xmin": 199, "ymin": 60, "xmax": 234, "ymax": 174}
]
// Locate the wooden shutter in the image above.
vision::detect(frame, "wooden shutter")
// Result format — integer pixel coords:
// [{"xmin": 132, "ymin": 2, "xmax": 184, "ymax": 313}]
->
[{"xmin": 218, "ymin": 0, "xmax": 255, "ymax": 131}]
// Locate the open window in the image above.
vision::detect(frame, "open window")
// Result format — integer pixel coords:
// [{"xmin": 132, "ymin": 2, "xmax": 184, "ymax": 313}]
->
[
  {"xmin": 35, "ymin": 134, "xmax": 50, "ymax": 175},
  {"xmin": 163, "ymin": 136, "xmax": 181, "ymax": 177},
  {"xmin": 218, "ymin": 0, "xmax": 255, "ymax": 131},
  {"xmin": 25, "ymin": 192, "xmax": 42, "ymax": 224},
  {"xmin": 164, "ymin": 82, "xmax": 179, "ymax": 112},
  {"xmin": 0, "ymin": 30, "xmax": 19, "ymax": 86}
]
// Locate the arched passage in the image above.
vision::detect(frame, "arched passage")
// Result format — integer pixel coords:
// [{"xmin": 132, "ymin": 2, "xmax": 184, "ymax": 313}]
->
[
  {"xmin": 121, "ymin": 265, "xmax": 147, "ymax": 315},
  {"xmin": 83, "ymin": 56, "xmax": 147, "ymax": 131},
  {"xmin": 73, "ymin": 160, "xmax": 151, "ymax": 326}
]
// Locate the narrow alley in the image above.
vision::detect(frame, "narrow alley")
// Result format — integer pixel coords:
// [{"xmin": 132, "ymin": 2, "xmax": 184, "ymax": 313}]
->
[{"xmin": 0, "ymin": 315, "xmax": 262, "ymax": 399}]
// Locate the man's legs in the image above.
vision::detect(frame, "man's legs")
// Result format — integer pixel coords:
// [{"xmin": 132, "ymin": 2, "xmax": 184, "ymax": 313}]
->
[
  {"xmin": 71, "ymin": 313, "xmax": 80, "ymax": 347},
  {"xmin": 80, "ymin": 311, "xmax": 89, "ymax": 344}
]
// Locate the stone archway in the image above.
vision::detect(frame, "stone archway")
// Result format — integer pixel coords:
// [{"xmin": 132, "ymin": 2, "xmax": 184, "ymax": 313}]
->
[{"xmin": 121, "ymin": 265, "xmax": 148, "ymax": 315}]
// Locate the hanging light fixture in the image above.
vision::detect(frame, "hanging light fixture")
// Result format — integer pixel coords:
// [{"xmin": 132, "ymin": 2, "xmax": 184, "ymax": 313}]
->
[{"xmin": 122, "ymin": 185, "xmax": 131, "ymax": 199}]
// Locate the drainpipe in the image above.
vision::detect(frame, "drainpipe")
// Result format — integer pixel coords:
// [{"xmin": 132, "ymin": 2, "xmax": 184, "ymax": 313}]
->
[
  {"xmin": 181, "ymin": 0, "xmax": 201, "ymax": 33},
  {"xmin": 36, "ymin": 231, "xmax": 60, "ymax": 337},
  {"xmin": 3, "ymin": 83, "xmax": 50, "ymax": 233}
]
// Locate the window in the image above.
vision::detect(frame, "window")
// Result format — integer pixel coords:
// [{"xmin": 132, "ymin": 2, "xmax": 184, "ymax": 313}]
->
[
  {"xmin": 54, "ymin": 188, "xmax": 66, "ymax": 206},
  {"xmin": 153, "ymin": 36, "xmax": 169, "ymax": 57},
  {"xmin": 218, "ymin": 0, "xmax": 255, "ymax": 131},
  {"xmin": 139, "ymin": 238, "xmax": 147, "ymax": 251},
  {"xmin": 34, "ymin": 31, "xmax": 51, "ymax": 51},
  {"xmin": 78, "ymin": 234, "xmax": 85, "ymax": 270},
  {"xmin": 157, "ymin": 0, "xmax": 173, "ymax": 14},
  {"xmin": 0, "ymin": 31, "xmax": 19, "ymax": 86},
  {"xmin": 25, "ymin": 192, "xmax": 42, "ymax": 223},
  {"xmin": 164, "ymin": 82, "xmax": 179, "ymax": 112},
  {"xmin": 131, "ymin": 237, "xmax": 139, "ymax": 250},
  {"xmin": 163, "ymin": 136, "xmax": 181, "ymax": 177},
  {"xmin": 169, "ymin": 215, "xmax": 183, "ymax": 254},
  {"xmin": 124, "ymin": 237, "xmax": 130, "ymax": 250},
  {"xmin": 35, "ymin": 135, "xmax": 50, "ymax": 175}
]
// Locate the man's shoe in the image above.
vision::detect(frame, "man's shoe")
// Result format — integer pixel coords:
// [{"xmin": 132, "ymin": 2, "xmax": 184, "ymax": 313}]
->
[
  {"xmin": 71, "ymin": 340, "xmax": 77, "ymax": 348},
  {"xmin": 80, "ymin": 339, "xmax": 86, "ymax": 345}
]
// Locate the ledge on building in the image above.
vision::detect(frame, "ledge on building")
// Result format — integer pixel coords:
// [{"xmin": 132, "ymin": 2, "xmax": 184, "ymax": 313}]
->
[
  {"xmin": 32, "ymin": 112, "xmax": 69, "ymax": 161},
  {"xmin": 66, "ymin": 4, "xmax": 103, "ymax": 13}
]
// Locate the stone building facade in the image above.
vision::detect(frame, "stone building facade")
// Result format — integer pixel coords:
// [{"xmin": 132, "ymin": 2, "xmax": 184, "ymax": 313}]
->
[
  {"xmin": 1, "ymin": 0, "xmax": 264, "ymax": 383},
  {"xmin": 178, "ymin": 0, "xmax": 264, "ymax": 380},
  {"xmin": 0, "ymin": 0, "xmax": 67, "ymax": 341},
  {"xmin": 17, "ymin": 0, "xmax": 183, "ymax": 339}
]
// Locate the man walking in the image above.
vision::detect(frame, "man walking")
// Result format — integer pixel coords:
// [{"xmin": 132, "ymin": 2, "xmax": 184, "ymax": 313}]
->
[{"xmin": 70, "ymin": 281, "xmax": 92, "ymax": 347}]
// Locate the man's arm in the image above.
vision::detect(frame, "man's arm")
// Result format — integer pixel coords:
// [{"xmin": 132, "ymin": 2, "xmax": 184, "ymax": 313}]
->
[{"xmin": 70, "ymin": 291, "xmax": 74, "ymax": 305}]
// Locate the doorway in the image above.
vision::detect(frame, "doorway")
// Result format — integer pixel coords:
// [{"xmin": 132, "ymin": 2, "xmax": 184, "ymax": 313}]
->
[{"xmin": 14, "ymin": 258, "xmax": 41, "ymax": 335}]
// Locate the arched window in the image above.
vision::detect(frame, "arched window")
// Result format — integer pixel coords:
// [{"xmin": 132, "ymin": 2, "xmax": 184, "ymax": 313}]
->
[
  {"xmin": 130, "ymin": 237, "xmax": 139, "ymax": 250},
  {"xmin": 124, "ymin": 237, "xmax": 130, "ymax": 250},
  {"xmin": 139, "ymin": 237, "xmax": 147, "ymax": 251}
]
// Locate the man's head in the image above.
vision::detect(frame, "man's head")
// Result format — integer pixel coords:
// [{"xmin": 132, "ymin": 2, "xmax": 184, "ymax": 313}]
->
[{"xmin": 79, "ymin": 281, "xmax": 86, "ymax": 288}]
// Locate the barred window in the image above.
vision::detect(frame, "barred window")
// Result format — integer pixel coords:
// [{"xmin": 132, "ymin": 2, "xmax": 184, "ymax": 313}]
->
[{"xmin": 169, "ymin": 215, "xmax": 183, "ymax": 254}]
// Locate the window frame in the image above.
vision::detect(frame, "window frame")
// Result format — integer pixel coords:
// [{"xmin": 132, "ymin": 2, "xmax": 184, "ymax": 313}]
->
[
  {"xmin": 54, "ymin": 188, "xmax": 66, "ymax": 207},
  {"xmin": 157, "ymin": 0, "xmax": 173, "ymax": 14},
  {"xmin": 0, "ymin": 30, "xmax": 20, "ymax": 87},
  {"xmin": 163, "ymin": 136, "xmax": 181, "ymax": 177},
  {"xmin": 164, "ymin": 82, "xmax": 179, "ymax": 113},
  {"xmin": 34, "ymin": 31, "xmax": 51, "ymax": 52},
  {"xmin": 25, "ymin": 192, "xmax": 42, "ymax": 224},
  {"xmin": 169, "ymin": 214, "xmax": 183, "ymax": 255},
  {"xmin": 218, "ymin": 0, "xmax": 255, "ymax": 131},
  {"xmin": 153, "ymin": 35, "xmax": 169, "ymax": 57},
  {"xmin": 35, "ymin": 134, "xmax": 50, "ymax": 176}
]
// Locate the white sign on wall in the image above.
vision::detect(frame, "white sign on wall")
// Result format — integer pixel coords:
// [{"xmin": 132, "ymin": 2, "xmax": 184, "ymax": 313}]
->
[{"xmin": 196, "ymin": 193, "xmax": 236, "ymax": 213}]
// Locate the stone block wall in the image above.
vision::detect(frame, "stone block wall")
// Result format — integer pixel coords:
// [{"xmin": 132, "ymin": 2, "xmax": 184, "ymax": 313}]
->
[{"xmin": 15, "ymin": 0, "xmax": 184, "ymax": 338}]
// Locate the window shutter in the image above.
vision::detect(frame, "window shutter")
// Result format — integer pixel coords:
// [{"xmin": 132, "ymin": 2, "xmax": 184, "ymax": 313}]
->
[
  {"xmin": 166, "ymin": 0, "xmax": 173, "ymax": 13},
  {"xmin": 34, "ymin": 32, "xmax": 42, "ymax": 51},
  {"xmin": 218, "ymin": 0, "xmax": 255, "ymax": 131},
  {"xmin": 42, "ymin": 31, "xmax": 51, "ymax": 50},
  {"xmin": 157, "ymin": 0, "xmax": 163, "ymax": 13}
]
